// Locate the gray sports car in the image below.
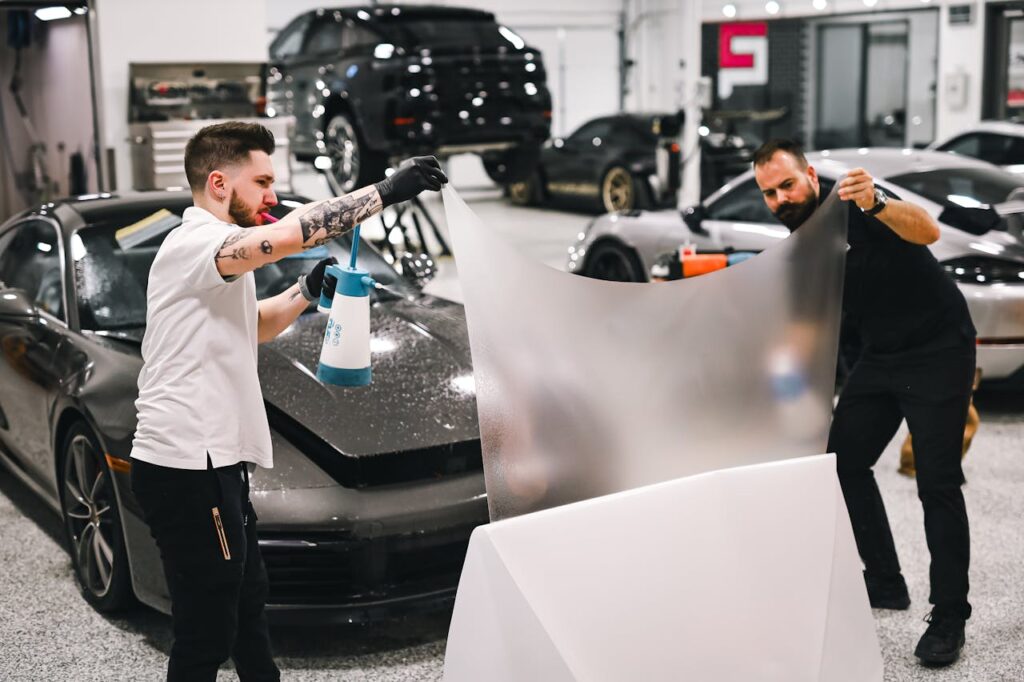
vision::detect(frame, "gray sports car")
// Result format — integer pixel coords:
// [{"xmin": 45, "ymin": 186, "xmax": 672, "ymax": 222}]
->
[
  {"xmin": 568, "ymin": 149, "xmax": 1024, "ymax": 386},
  {"xmin": 0, "ymin": 191, "xmax": 487, "ymax": 623}
]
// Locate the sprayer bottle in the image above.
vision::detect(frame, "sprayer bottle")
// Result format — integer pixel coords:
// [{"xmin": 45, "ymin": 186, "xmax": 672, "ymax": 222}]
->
[{"xmin": 316, "ymin": 225, "xmax": 377, "ymax": 386}]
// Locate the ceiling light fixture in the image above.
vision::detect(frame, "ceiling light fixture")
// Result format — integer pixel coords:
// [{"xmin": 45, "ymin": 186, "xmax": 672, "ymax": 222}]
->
[{"xmin": 35, "ymin": 6, "xmax": 73, "ymax": 21}]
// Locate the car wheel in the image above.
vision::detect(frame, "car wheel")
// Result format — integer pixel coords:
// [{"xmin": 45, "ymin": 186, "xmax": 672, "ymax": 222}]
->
[
  {"xmin": 483, "ymin": 144, "xmax": 542, "ymax": 184},
  {"xmin": 508, "ymin": 171, "xmax": 542, "ymax": 206},
  {"xmin": 61, "ymin": 422, "xmax": 134, "ymax": 612},
  {"xmin": 324, "ymin": 112, "xmax": 387, "ymax": 195},
  {"xmin": 583, "ymin": 241, "xmax": 645, "ymax": 282},
  {"xmin": 601, "ymin": 166, "xmax": 636, "ymax": 213}
]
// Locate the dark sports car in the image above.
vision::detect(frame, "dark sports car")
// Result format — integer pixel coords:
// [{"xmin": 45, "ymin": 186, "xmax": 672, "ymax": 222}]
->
[
  {"xmin": 0, "ymin": 191, "xmax": 487, "ymax": 623},
  {"xmin": 506, "ymin": 112, "xmax": 682, "ymax": 214}
]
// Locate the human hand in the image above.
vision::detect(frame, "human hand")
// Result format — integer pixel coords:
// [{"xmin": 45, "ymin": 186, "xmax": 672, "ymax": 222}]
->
[
  {"xmin": 837, "ymin": 168, "xmax": 877, "ymax": 211},
  {"xmin": 304, "ymin": 256, "xmax": 337, "ymax": 300},
  {"xmin": 374, "ymin": 156, "xmax": 448, "ymax": 207}
]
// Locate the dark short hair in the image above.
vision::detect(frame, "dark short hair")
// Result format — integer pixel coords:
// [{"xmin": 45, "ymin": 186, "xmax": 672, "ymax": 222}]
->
[
  {"xmin": 183, "ymin": 121, "xmax": 276, "ymax": 192},
  {"xmin": 752, "ymin": 138, "xmax": 809, "ymax": 169}
]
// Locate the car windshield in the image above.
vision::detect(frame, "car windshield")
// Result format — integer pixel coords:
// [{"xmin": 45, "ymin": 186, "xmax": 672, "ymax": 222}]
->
[
  {"xmin": 73, "ymin": 212, "xmax": 415, "ymax": 332},
  {"xmin": 887, "ymin": 167, "xmax": 1024, "ymax": 208}
]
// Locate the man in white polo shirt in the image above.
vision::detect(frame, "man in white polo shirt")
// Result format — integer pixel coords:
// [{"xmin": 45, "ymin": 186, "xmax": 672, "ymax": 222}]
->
[{"xmin": 129, "ymin": 121, "xmax": 446, "ymax": 681}]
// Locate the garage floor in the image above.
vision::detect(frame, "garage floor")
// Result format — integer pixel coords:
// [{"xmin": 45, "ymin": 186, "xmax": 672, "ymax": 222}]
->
[{"xmin": 1, "ymin": 168, "xmax": 1022, "ymax": 680}]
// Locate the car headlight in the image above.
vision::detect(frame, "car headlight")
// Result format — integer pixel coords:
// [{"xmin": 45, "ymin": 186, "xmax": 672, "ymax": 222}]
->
[{"xmin": 942, "ymin": 256, "xmax": 1024, "ymax": 285}]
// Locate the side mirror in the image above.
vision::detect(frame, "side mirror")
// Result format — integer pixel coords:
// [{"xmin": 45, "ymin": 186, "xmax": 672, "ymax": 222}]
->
[
  {"xmin": 682, "ymin": 204, "xmax": 709, "ymax": 236},
  {"xmin": 400, "ymin": 252, "xmax": 437, "ymax": 286},
  {"xmin": 0, "ymin": 289, "xmax": 38, "ymax": 319},
  {"xmin": 938, "ymin": 204, "xmax": 1001, "ymax": 236}
]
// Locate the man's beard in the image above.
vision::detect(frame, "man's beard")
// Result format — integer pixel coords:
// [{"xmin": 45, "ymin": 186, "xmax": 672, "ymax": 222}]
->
[
  {"xmin": 773, "ymin": 196, "xmax": 818, "ymax": 232},
  {"xmin": 228, "ymin": 190, "xmax": 259, "ymax": 227}
]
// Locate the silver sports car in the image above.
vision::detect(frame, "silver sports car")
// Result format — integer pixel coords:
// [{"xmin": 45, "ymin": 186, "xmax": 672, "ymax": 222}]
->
[{"xmin": 567, "ymin": 149, "xmax": 1024, "ymax": 385}]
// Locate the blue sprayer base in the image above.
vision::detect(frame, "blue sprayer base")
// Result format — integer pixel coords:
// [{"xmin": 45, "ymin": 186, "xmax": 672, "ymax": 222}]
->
[{"xmin": 316, "ymin": 364, "xmax": 372, "ymax": 387}]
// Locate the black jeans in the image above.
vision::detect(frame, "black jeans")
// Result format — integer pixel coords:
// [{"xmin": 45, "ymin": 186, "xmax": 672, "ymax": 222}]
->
[
  {"xmin": 131, "ymin": 457, "xmax": 280, "ymax": 682},
  {"xmin": 828, "ymin": 340, "xmax": 975, "ymax": 620}
]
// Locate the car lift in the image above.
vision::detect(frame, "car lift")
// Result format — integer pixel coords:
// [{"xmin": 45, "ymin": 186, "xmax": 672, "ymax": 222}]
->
[{"xmin": 376, "ymin": 195, "xmax": 452, "ymax": 263}]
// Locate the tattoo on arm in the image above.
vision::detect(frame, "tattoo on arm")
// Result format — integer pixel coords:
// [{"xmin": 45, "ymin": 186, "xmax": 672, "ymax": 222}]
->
[
  {"xmin": 289, "ymin": 288, "xmax": 303, "ymax": 301},
  {"xmin": 260, "ymin": 240, "xmax": 273, "ymax": 255},
  {"xmin": 215, "ymin": 246, "xmax": 251, "ymax": 261},
  {"xmin": 298, "ymin": 191, "xmax": 382, "ymax": 249},
  {"xmin": 215, "ymin": 229, "xmax": 252, "ymax": 262}
]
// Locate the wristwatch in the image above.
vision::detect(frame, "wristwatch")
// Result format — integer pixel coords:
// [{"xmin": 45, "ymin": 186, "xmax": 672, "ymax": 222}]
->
[{"xmin": 862, "ymin": 187, "xmax": 888, "ymax": 217}]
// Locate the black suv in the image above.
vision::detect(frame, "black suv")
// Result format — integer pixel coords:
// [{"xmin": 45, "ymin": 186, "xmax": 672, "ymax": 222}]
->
[{"xmin": 267, "ymin": 5, "xmax": 552, "ymax": 193}]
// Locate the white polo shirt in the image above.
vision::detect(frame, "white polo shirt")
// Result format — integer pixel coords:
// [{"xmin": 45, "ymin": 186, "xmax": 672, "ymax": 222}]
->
[{"xmin": 131, "ymin": 206, "xmax": 273, "ymax": 470}]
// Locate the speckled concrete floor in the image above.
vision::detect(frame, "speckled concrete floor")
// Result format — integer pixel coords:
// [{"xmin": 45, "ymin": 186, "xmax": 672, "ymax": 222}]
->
[{"xmin": 870, "ymin": 389, "xmax": 1024, "ymax": 681}]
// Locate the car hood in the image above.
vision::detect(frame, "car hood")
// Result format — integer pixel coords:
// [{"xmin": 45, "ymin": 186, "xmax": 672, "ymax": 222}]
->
[
  {"xmin": 256, "ymin": 295, "xmax": 480, "ymax": 457},
  {"xmin": 99, "ymin": 296, "xmax": 479, "ymax": 457}
]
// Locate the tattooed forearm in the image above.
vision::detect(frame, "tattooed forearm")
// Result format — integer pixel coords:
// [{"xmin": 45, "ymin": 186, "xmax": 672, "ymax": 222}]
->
[{"xmin": 298, "ymin": 190, "xmax": 382, "ymax": 249}]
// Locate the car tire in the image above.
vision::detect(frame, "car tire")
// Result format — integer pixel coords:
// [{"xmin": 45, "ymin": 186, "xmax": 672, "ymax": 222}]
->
[
  {"xmin": 60, "ymin": 421, "xmax": 134, "ymax": 613},
  {"xmin": 600, "ymin": 166, "xmax": 637, "ymax": 213},
  {"xmin": 508, "ymin": 171, "xmax": 543, "ymax": 207},
  {"xmin": 483, "ymin": 144, "xmax": 542, "ymax": 184},
  {"xmin": 323, "ymin": 112, "xmax": 387, "ymax": 195},
  {"xmin": 582, "ymin": 241, "xmax": 646, "ymax": 282}
]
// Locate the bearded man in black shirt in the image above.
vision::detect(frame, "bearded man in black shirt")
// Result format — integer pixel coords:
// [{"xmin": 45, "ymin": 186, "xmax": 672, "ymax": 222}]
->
[{"xmin": 752, "ymin": 139, "xmax": 976, "ymax": 667}]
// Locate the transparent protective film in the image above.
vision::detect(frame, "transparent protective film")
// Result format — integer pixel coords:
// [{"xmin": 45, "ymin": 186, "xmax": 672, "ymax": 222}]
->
[{"xmin": 443, "ymin": 187, "xmax": 848, "ymax": 521}]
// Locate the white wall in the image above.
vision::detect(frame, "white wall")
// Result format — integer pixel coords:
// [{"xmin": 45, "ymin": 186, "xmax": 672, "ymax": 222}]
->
[
  {"xmin": 93, "ymin": 0, "xmax": 268, "ymax": 192},
  {"xmin": 0, "ymin": 12, "xmax": 96, "ymax": 220},
  {"xmin": 935, "ymin": 1, "xmax": 985, "ymax": 140}
]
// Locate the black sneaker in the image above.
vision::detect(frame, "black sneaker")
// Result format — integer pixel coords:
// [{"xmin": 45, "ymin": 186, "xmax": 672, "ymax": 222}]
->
[
  {"xmin": 914, "ymin": 611, "xmax": 966, "ymax": 666},
  {"xmin": 863, "ymin": 571, "xmax": 911, "ymax": 610}
]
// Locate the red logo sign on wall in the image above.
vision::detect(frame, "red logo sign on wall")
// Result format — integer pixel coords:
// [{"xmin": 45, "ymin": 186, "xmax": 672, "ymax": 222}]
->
[{"xmin": 718, "ymin": 22, "xmax": 768, "ymax": 99}]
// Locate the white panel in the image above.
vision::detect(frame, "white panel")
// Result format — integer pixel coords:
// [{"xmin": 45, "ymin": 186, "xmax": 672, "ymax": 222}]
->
[
  {"xmin": 444, "ymin": 454, "xmax": 883, "ymax": 681},
  {"xmin": 517, "ymin": 27, "xmax": 619, "ymax": 138}
]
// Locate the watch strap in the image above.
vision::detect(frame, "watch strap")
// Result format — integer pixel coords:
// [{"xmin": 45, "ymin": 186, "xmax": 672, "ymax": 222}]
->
[{"xmin": 863, "ymin": 189, "xmax": 887, "ymax": 217}]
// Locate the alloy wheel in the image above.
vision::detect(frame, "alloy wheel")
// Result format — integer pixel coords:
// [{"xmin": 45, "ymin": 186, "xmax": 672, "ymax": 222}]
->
[
  {"xmin": 508, "ymin": 180, "xmax": 532, "ymax": 205},
  {"xmin": 63, "ymin": 434, "xmax": 117, "ymax": 599},
  {"xmin": 325, "ymin": 114, "xmax": 361, "ymax": 195},
  {"xmin": 602, "ymin": 167, "xmax": 634, "ymax": 213}
]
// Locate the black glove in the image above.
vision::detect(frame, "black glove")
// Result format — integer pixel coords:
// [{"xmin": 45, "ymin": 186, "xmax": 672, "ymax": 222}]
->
[
  {"xmin": 299, "ymin": 256, "xmax": 337, "ymax": 302},
  {"xmin": 374, "ymin": 156, "xmax": 448, "ymax": 207},
  {"xmin": 321, "ymin": 271, "xmax": 338, "ymax": 302}
]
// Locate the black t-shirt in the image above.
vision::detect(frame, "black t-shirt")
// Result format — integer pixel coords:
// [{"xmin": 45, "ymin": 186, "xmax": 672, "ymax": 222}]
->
[{"xmin": 823, "ymin": 185, "xmax": 975, "ymax": 355}]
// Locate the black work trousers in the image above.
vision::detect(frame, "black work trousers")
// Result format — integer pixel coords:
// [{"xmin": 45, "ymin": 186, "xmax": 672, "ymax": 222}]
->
[
  {"xmin": 131, "ymin": 457, "xmax": 281, "ymax": 682},
  {"xmin": 828, "ymin": 339, "xmax": 975, "ymax": 619}
]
